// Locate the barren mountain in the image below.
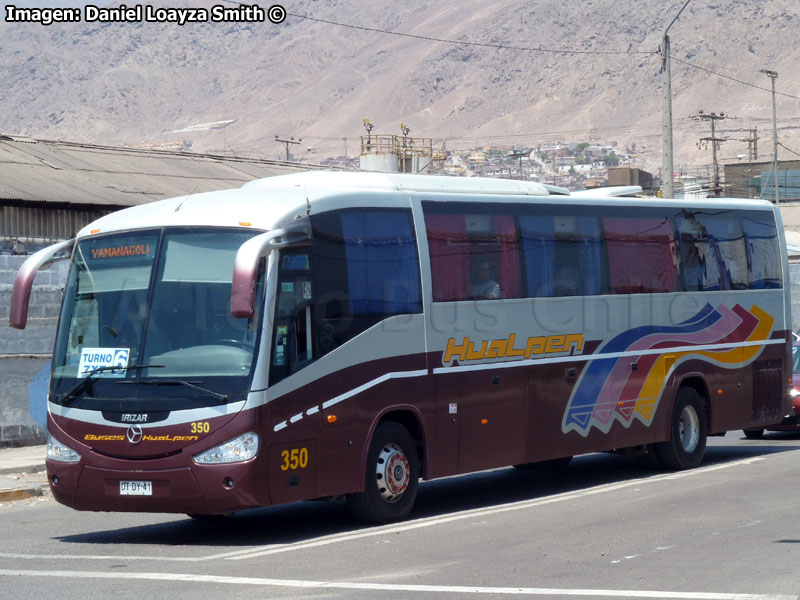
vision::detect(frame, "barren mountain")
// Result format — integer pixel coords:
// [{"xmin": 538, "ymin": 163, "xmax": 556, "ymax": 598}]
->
[{"xmin": 1, "ymin": 0, "xmax": 799, "ymax": 175}]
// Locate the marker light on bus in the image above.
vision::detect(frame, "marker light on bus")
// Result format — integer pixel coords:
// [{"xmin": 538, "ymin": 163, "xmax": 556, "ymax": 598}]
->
[
  {"xmin": 192, "ymin": 432, "xmax": 259, "ymax": 465},
  {"xmin": 46, "ymin": 433, "xmax": 81, "ymax": 463}
]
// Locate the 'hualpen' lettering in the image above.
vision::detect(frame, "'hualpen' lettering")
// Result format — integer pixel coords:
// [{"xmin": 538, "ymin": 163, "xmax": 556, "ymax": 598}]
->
[{"xmin": 442, "ymin": 333, "xmax": 585, "ymax": 366}]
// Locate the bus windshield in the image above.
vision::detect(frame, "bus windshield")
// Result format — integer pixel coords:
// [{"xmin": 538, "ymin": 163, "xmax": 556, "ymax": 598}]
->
[{"xmin": 50, "ymin": 228, "xmax": 264, "ymax": 407}]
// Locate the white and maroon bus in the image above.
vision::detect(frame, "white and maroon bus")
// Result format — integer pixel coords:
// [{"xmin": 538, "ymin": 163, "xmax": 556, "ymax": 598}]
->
[{"xmin": 10, "ymin": 171, "xmax": 792, "ymax": 523}]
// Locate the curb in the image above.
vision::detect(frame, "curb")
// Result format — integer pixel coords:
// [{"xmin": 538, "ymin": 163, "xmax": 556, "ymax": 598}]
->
[
  {"xmin": 0, "ymin": 464, "xmax": 47, "ymax": 476},
  {"xmin": 0, "ymin": 484, "xmax": 43, "ymax": 502}
]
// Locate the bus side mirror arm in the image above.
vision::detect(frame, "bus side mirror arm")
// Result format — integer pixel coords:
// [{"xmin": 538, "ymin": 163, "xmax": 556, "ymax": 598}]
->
[
  {"xmin": 10, "ymin": 239, "xmax": 75, "ymax": 330},
  {"xmin": 231, "ymin": 221, "xmax": 311, "ymax": 319}
]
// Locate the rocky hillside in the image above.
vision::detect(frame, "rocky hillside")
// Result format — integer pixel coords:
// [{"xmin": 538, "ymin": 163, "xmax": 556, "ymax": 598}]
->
[{"xmin": 1, "ymin": 0, "xmax": 798, "ymax": 174}]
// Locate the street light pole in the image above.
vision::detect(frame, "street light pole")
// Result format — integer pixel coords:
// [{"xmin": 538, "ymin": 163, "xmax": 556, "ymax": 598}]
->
[
  {"xmin": 662, "ymin": 0, "xmax": 691, "ymax": 199},
  {"xmin": 760, "ymin": 69, "xmax": 779, "ymax": 203}
]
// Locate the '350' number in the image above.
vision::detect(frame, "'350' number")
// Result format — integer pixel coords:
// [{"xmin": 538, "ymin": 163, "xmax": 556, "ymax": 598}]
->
[{"xmin": 280, "ymin": 448, "xmax": 309, "ymax": 471}]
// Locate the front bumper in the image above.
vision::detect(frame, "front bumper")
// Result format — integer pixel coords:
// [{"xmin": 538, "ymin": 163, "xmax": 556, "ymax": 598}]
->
[{"xmin": 47, "ymin": 457, "xmax": 268, "ymax": 514}]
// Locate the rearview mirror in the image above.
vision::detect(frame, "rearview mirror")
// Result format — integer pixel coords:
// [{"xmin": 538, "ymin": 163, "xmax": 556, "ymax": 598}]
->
[{"xmin": 10, "ymin": 239, "xmax": 75, "ymax": 330}]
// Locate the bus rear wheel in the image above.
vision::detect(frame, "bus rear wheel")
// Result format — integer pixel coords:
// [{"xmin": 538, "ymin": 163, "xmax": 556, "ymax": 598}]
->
[
  {"xmin": 652, "ymin": 387, "xmax": 707, "ymax": 470},
  {"xmin": 347, "ymin": 422, "xmax": 419, "ymax": 524}
]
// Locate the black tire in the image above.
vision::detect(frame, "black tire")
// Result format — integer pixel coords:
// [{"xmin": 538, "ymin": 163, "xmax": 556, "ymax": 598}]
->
[
  {"xmin": 347, "ymin": 422, "xmax": 420, "ymax": 524},
  {"xmin": 186, "ymin": 513, "xmax": 233, "ymax": 522},
  {"xmin": 513, "ymin": 456, "xmax": 573, "ymax": 471},
  {"xmin": 743, "ymin": 428, "xmax": 765, "ymax": 440},
  {"xmin": 652, "ymin": 387, "xmax": 707, "ymax": 470}
]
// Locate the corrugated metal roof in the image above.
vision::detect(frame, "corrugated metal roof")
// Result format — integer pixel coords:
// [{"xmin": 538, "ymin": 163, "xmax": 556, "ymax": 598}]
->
[{"xmin": 0, "ymin": 136, "xmax": 326, "ymax": 207}]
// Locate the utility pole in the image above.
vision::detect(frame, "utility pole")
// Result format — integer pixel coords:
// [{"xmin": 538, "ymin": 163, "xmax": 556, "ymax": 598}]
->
[
  {"xmin": 509, "ymin": 148, "xmax": 532, "ymax": 180},
  {"xmin": 732, "ymin": 128, "xmax": 758, "ymax": 198},
  {"xmin": 749, "ymin": 127, "xmax": 758, "ymax": 199},
  {"xmin": 735, "ymin": 128, "xmax": 757, "ymax": 198},
  {"xmin": 693, "ymin": 111, "xmax": 729, "ymax": 197},
  {"xmin": 662, "ymin": 0, "xmax": 692, "ymax": 199},
  {"xmin": 760, "ymin": 69, "xmax": 779, "ymax": 202},
  {"xmin": 275, "ymin": 135, "xmax": 301, "ymax": 161}
]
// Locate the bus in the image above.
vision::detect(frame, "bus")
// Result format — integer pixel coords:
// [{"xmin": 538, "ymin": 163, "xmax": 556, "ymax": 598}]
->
[{"xmin": 10, "ymin": 171, "xmax": 792, "ymax": 523}]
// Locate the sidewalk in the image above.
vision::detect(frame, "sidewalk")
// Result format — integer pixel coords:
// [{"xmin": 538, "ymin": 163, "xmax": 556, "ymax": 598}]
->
[{"xmin": 0, "ymin": 444, "xmax": 46, "ymax": 502}]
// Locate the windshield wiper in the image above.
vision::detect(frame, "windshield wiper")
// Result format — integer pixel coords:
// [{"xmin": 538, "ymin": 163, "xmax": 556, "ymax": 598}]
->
[
  {"xmin": 60, "ymin": 364, "xmax": 164, "ymax": 406},
  {"xmin": 117, "ymin": 379, "xmax": 228, "ymax": 403}
]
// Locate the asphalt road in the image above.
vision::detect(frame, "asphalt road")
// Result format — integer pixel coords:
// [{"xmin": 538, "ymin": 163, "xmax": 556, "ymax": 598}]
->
[{"xmin": 1, "ymin": 433, "xmax": 799, "ymax": 600}]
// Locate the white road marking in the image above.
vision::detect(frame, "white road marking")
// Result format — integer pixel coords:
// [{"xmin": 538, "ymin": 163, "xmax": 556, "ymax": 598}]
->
[
  {"xmin": 221, "ymin": 456, "xmax": 767, "ymax": 561},
  {"xmin": 0, "ymin": 552, "xmax": 206, "ymax": 563},
  {"xmin": 0, "ymin": 455, "xmax": 774, "ymax": 566},
  {"xmin": 0, "ymin": 570, "xmax": 793, "ymax": 599}
]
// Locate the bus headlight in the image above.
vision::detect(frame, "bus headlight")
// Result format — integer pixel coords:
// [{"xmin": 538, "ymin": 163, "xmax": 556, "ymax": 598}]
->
[
  {"xmin": 790, "ymin": 389, "xmax": 800, "ymax": 398},
  {"xmin": 47, "ymin": 433, "xmax": 81, "ymax": 463},
  {"xmin": 193, "ymin": 432, "xmax": 259, "ymax": 465}
]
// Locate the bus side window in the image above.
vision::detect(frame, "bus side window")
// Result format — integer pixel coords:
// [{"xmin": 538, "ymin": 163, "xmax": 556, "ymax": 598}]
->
[
  {"xmin": 674, "ymin": 211, "xmax": 714, "ymax": 291},
  {"xmin": 425, "ymin": 206, "xmax": 522, "ymax": 301},
  {"xmin": 604, "ymin": 216, "xmax": 678, "ymax": 294},
  {"xmin": 703, "ymin": 214, "xmax": 749, "ymax": 290},
  {"xmin": 270, "ymin": 253, "xmax": 313, "ymax": 382},
  {"xmin": 742, "ymin": 212, "xmax": 782, "ymax": 289},
  {"xmin": 340, "ymin": 211, "xmax": 421, "ymax": 315},
  {"xmin": 310, "ymin": 209, "xmax": 421, "ymax": 358},
  {"xmin": 520, "ymin": 214, "xmax": 606, "ymax": 297}
]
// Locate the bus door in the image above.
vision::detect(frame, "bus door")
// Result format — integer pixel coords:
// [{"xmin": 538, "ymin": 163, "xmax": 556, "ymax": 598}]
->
[{"xmin": 455, "ymin": 360, "xmax": 529, "ymax": 474}]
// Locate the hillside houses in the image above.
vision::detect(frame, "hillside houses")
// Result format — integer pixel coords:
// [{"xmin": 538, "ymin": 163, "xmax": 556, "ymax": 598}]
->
[{"xmin": 441, "ymin": 141, "xmax": 635, "ymax": 190}]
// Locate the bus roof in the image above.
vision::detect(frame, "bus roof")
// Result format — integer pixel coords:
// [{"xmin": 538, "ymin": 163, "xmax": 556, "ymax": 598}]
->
[{"xmin": 75, "ymin": 170, "xmax": 779, "ymax": 239}]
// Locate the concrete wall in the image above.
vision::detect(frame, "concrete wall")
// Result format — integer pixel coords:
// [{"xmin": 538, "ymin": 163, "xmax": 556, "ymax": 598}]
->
[{"xmin": 0, "ymin": 254, "xmax": 68, "ymax": 447}]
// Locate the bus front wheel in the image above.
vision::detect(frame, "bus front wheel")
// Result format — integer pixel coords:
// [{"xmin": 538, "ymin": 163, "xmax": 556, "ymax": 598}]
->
[
  {"xmin": 652, "ymin": 387, "xmax": 707, "ymax": 470},
  {"xmin": 347, "ymin": 422, "xmax": 420, "ymax": 524}
]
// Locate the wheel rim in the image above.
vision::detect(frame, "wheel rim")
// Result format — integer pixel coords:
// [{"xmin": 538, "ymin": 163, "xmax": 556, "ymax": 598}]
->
[
  {"xmin": 374, "ymin": 443, "xmax": 410, "ymax": 503},
  {"xmin": 679, "ymin": 405, "xmax": 700, "ymax": 452}
]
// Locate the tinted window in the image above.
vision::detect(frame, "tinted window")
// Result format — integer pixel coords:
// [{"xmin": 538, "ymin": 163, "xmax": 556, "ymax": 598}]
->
[
  {"xmin": 424, "ymin": 204, "xmax": 522, "ymax": 301},
  {"xmin": 674, "ymin": 210, "xmax": 725, "ymax": 291},
  {"xmin": 742, "ymin": 211, "xmax": 782, "ymax": 289},
  {"xmin": 340, "ymin": 211, "xmax": 421, "ymax": 314},
  {"xmin": 520, "ymin": 214, "xmax": 606, "ymax": 297},
  {"xmin": 313, "ymin": 209, "xmax": 420, "ymax": 352},
  {"xmin": 605, "ymin": 216, "xmax": 678, "ymax": 294},
  {"xmin": 704, "ymin": 214, "xmax": 749, "ymax": 290},
  {"xmin": 271, "ymin": 209, "xmax": 422, "ymax": 385}
]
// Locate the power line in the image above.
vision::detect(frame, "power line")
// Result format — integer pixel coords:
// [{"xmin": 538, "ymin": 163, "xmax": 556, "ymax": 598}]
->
[
  {"xmin": 287, "ymin": 5, "xmax": 800, "ymax": 101},
  {"xmin": 219, "ymin": 0, "xmax": 800, "ymax": 164},
  {"xmin": 223, "ymin": 0, "xmax": 800, "ymax": 103},
  {"xmin": 220, "ymin": 0, "xmax": 654, "ymax": 56},
  {"xmin": 778, "ymin": 142, "xmax": 800, "ymax": 159},
  {"xmin": 670, "ymin": 56, "xmax": 800, "ymax": 101},
  {"xmin": 286, "ymin": 12, "xmax": 657, "ymax": 56}
]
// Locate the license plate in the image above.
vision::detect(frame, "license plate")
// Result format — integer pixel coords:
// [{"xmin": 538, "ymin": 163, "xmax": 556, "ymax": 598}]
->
[{"xmin": 120, "ymin": 480, "xmax": 152, "ymax": 496}]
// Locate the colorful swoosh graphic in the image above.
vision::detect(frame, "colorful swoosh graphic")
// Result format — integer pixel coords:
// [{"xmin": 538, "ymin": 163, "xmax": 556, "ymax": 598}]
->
[{"xmin": 562, "ymin": 303, "xmax": 775, "ymax": 436}]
